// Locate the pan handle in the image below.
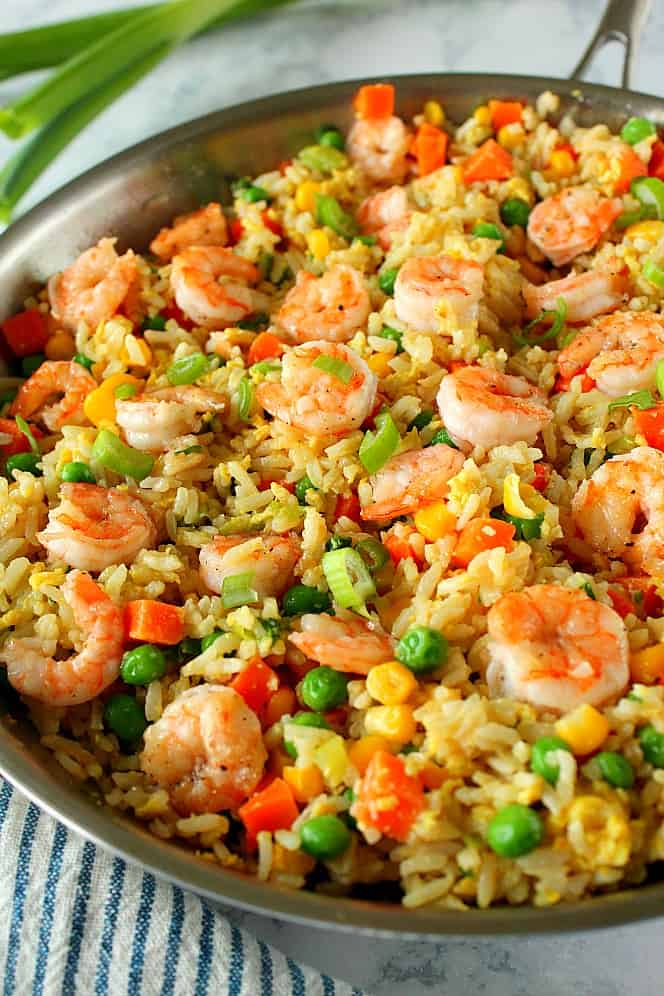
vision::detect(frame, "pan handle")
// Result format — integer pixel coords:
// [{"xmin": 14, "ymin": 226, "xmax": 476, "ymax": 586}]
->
[{"xmin": 569, "ymin": 0, "xmax": 652, "ymax": 90}]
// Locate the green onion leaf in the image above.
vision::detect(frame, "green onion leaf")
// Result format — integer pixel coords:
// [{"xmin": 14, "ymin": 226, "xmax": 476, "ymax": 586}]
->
[
  {"xmin": 514, "ymin": 297, "xmax": 567, "ymax": 347},
  {"xmin": 221, "ymin": 571, "xmax": 258, "ymax": 608},
  {"xmin": 355, "ymin": 537, "xmax": 390, "ymax": 574},
  {"xmin": 427, "ymin": 426, "xmax": 458, "ymax": 449},
  {"xmin": 312, "ymin": 355, "xmax": 353, "ymax": 383},
  {"xmin": 359, "ymin": 411, "xmax": 400, "ymax": 473},
  {"xmin": 237, "ymin": 377, "xmax": 253, "ymax": 420},
  {"xmin": 491, "ymin": 506, "xmax": 544, "ymax": 541},
  {"xmin": 631, "ymin": 177, "xmax": 664, "ymax": 220},
  {"xmin": 114, "ymin": 383, "xmax": 137, "ymax": 400},
  {"xmin": 299, "ymin": 145, "xmax": 348, "ymax": 174},
  {"xmin": 321, "ymin": 548, "xmax": 376, "ymax": 611},
  {"xmin": 14, "ymin": 415, "xmax": 40, "ymax": 455},
  {"xmin": 621, "ymin": 117, "xmax": 656, "ymax": 145},
  {"xmin": 91, "ymin": 429, "xmax": 154, "ymax": 481},
  {"xmin": 608, "ymin": 390, "xmax": 656, "ymax": 412},
  {"xmin": 315, "ymin": 194, "xmax": 358, "ymax": 241},
  {"xmin": 177, "ymin": 444, "xmax": 204, "ymax": 455},
  {"xmin": 251, "ymin": 360, "xmax": 281, "ymax": 376},
  {"xmin": 582, "ymin": 582, "xmax": 596, "ymax": 600},
  {"xmin": 167, "ymin": 352, "xmax": 209, "ymax": 386},
  {"xmin": 643, "ymin": 259, "xmax": 664, "ymax": 289},
  {"xmin": 615, "ymin": 205, "xmax": 658, "ymax": 229}
]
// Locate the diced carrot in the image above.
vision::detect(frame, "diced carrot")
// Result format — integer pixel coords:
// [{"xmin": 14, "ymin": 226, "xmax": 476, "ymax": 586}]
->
[
  {"xmin": 247, "ymin": 332, "xmax": 284, "ymax": 366},
  {"xmin": 410, "ymin": 122, "xmax": 448, "ymax": 176},
  {"xmin": 1, "ymin": 309, "xmax": 48, "ymax": 357},
  {"xmin": 649, "ymin": 140, "xmax": 664, "ymax": 180},
  {"xmin": 335, "ymin": 492, "xmax": 361, "ymax": 523},
  {"xmin": 161, "ymin": 303, "xmax": 195, "ymax": 331},
  {"xmin": 352, "ymin": 750, "xmax": 424, "ymax": 842},
  {"xmin": 230, "ymin": 656, "xmax": 279, "ymax": 714},
  {"xmin": 381, "ymin": 526, "xmax": 424, "ymax": 567},
  {"xmin": 353, "ymin": 83, "xmax": 395, "ymax": 120},
  {"xmin": 608, "ymin": 588, "xmax": 635, "ymax": 619},
  {"xmin": 634, "ymin": 404, "xmax": 664, "ymax": 450},
  {"xmin": 452, "ymin": 517, "xmax": 515, "ymax": 568},
  {"xmin": 555, "ymin": 368, "xmax": 595, "ymax": 394},
  {"xmin": 448, "ymin": 360, "xmax": 466, "ymax": 373},
  {"xmin": 278, "ymin": 159, "xmax": 293, "ymax": 176},
  {"xmin": 613, "ymin": 144, "xmax": 648, "ymax": 194},
  {"xmin": 239, "ymin": 777, "xmax": 299, "ymax": 849},
  {"xmin": 620, "ymin": 577, "xmax": 664, "ymax": 619},
  {"xmin": 228, "ymin": 218, "xmax": 244, "ymax": 244},
  {"xmin": 124, "ymin": 600, "xmax": 184, "ymax": 645},
  {"xmin": 462, "ymin": 139, "xmax": 514, "ymax": 184},
  {"xmin": 554, "ymin": 141, "xmax": 579, "ymax": 161},
  {"xmin": 531, "ymin": 462, "xmax": 551, "ymax": 493},
  {"xmin": 0, "ymin": 418, "xmax": 43, "ymax": 457},
  {"xmin": 488, "ymin": 99, "xmax": 523, "ymax": 131}
]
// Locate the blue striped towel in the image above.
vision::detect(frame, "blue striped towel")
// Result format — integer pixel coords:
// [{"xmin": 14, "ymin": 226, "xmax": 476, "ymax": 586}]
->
[{"xmin": 0, "ymin": 778, "xmax": 365, "ymax": 995}]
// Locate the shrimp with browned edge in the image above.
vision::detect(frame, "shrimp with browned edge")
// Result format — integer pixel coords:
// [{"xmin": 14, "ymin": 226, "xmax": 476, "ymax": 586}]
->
[
  {"xmin": 170, "ymin": 246, "xmax": 267, "ymax": 329},
  {"xmin": 140, "ymin": 685, "xmax": 267, "ymax": 815},
  {"xmin": 558, "ymin": 310, "xmax": 664, "ymax": 397},
  {"xmin": 394, "ymin": 254, "xmax": 484, "ymax": 333},
  {"xmin": 199, "ymin": 533, "xmax": 300, "ymax": 599},
  {"xmin": 289, "ymin": 613, "xmax": 394, "ymax": 675},
  {"xmin": 527, "ymin": 187, "xmax": 622, "ymax": 267},
  {"xmin": 358, "ymin": 186, "xmax": 411, "ymax": 249},
  {"xmin": 437, "ymin": 366, "xmax": 552, "ymax": 451},
  {"xmin": 49, "ymin": 237, "xmax": 138, "ymax": 332},
  {"xmin": 277, "ymin": 265, "xmax": 370, "ymax": 343},
  {"xmin": 38, "ymin": 483, "xmax": 156, "ymax": 572},
  {"xmin": 360, "ymin": 444, "xmax": 465, "ymax": 521},
  {"xmin": 572, "ymin": 447, "xmax": 664, "ymax": 577},
  {"xmin": 347, "ymin": 115, "xmax": 411, "ymax": 185},
  {"xmin": 486, "ymin": 584, "xmax": 629, "ymax": 713},
  {"xmin": 524, "ymin": 266, "xmax": 629, "ymax": 325},
  {"xmin": 0, "ymin": 570, "xmax": 124, "ymax": 706},
  {"xmin": 256, "ymin": 341, "xmax": 377, "ymax": 437},
  {"xmin": 116, "ymin": 386, "xmax": 226, "ymax": 452},
  {"xmin": 11, "ymin": 360, "xmax": 96, "ymax": 432},
  {"xmin": 150, "ymin": 203, "xmax": 228, "ymax": 261}
]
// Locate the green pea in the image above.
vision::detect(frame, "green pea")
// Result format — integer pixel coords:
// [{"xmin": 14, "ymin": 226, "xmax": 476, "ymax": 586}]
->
[
  {"xmin": 61, "ymin": 461, "xmax": 95, "ymax": 484},
  {"xmin": 104, "ymin": 694, "xmax": 147, "ymax": 742},
  {"xmin": 620, "ymin": 116, "xmax": 656, "ymax": 145},
  {"xmin": 73, "ymin": 352, "xmax": 94, "ymax": 370},
  {"xmin": 378, "ymin": 268, "xmax": 399, "ymax": 296},
  {"xmin": 487, "ymin": 804, "xmax": 544, "ymax": 858},
  {"xmin": 284, "ymin": 712, "xmax": 330, "ymax": 758},
  {"xmin": 396, "ymin": 626, "xmax": 448, "ymax": 674},
  {"xmin": 201, "ymin": 630, "xmax": 225, "ymax": 653},
  {"xmin": 295, "ymin": 475, "xmax": 316, "ymax": 504},
  {"xmin": 500, "ymin": 198, "xmax": 530, "ymax": 228},
  {"xmin": 121, "ymin": 644, "xmax": 167, "ymax": 686},
  {"xmin": 238, "ymin": 184, "xmax": 271, "ymax": 204},
  {"xmin": 316, "ymin": 126, "xmax": 345, "ymax": 151},
  {"xmin": 282, "ymin": 584, "xmax": 331, "ymax": 617},
  {"xmin": 596, "ymin": 751, "xmax": 634, "ymax": 789},
  {"xmin": 325, "ymin": 534, "xmax": 353, "ymax": 552},
  {"xmin": 428, "ymin": 426, "xmax": 459, "ymax": 449},
  {"xmin": 379, "ymin": 326, "xmax": 404, "ymax": 353},
  {"xmin": 408, "ymin": 409, "xmax": 434, "ymax": 432},
  {"xmin": 301, "ymin": 666, "xmax": 348, "ymax": 712},
  {"xmin": 638, "ymin": 725, "xmax": 664, "ymax": 767},
  {"xmin": 472, "ymin": 222, "xmax": 505, "ymax": 251},
  {"xmin": 141, "ymin": 314, "xmax": 166, "ymax": 331},
  {"xmin": 21, "ymin": 353, "xmax": 45, "ymax": 377},
  {"xmin": 6, "ymin": 452, "xmax": 41, "ymax": 477},
  {"xmin": 300, "ymin": 814, "xmax": 351, "ymax": 860},
  {"xmin": 530, "ymin": 736, "xmax": 572, "ymax": 785}
]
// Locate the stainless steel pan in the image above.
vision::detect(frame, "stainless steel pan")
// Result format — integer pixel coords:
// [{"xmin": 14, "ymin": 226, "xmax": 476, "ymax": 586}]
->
[{"xmin": 0, "ymin": 0, "xmax": 662, "ymax": 937}]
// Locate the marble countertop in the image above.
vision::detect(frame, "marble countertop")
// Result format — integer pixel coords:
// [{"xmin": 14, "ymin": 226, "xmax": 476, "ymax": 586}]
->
[{"xmin": 3, "ymin": 1, "xmax": 664, "ymax": 993}]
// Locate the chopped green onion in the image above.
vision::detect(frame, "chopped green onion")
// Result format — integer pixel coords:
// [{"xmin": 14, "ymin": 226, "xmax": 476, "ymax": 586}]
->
[
  {"xmin": 73, "ymin": 352, "xmax": 94, "ymax": 370},
  {"xmin": 141, "ymin": 314, "xmax": 166, "ymax": 331},
  {"xmin": 582, "ymin": 582, "xmax": 596, "ymax": 600},
  {"xmin": 631, "ymin": 177, "xmax": 664, "ymax": 220},
  {"xmin": 321, "ymin": 548, "xmax": 376, "ymax": 611},
  {"xmin": 251, "ymin": 360, "xmax": 281, "ymax": 376},
  {"xmin": 238, "ymin": 184, "xmax": 271, "ymax": 204},
  {"xmin": 492, "ymin": 506, "xmax": 544, "ymax": 541},
  {"xmin": 643, "ymin": 259, "xmax": 664, "ymax": 289},
  {"xmin": 657, "ymin": 358, "xmax": 664, "ymax": 400},
  {"xmin": 379, "ymin": 326, "xmax": 404, "ymax": 352},
  {"xmin": 114, "ymin": 383, "xmax": 137, "ymax": 400},
  {"xmin": 472, "ymin": 222, "xmax": 505, "ymax": 251},
  {"xmin": 355, "ymin": 537, "xmax": 390, "ymax": 573},
  {"xmin": 615, "ymin": 205, "xmax": 657, "ymax": 229},
  {"xmin": 295, "ymin": 475, "xmax": 316, "ymax": 504},
  {"xmin": 6, "ymin": 452, "xmax": 41, "ymax": 477},
  {"xmin": 14, "ymin": 415, "xmax": 39, "ymax": 455},
  {"xmin": 299, "ymin": 145, "xmax": 348, "ymax": 174},
  {"xmin": 325, "ymin": 534, "xmax": 353, "ymax": 552},
  {"xmin": 167, "ymin": 352, "xmax": 209, "ymax": 386},
  {"xmin": 237, "ymin": 377, "xmax": 253, "ymax": 421},
  {"xmin": 237, "ymin": 312, "xmax": 269, "ymax": 331},
  {"xmin": 608, "ymin": 390, "xmax": 656, "ymax": 412},
  {"xmin": 408, "ymin": 409, "xmax": 434, "ymax": 432},
  {"xmin": 91, "ymin": 429, "xmax": 154, "ymax": 481},
  {"xmin": 621, "ymin": 117, "xmax": 656, "ymax": 145},
  {"xmin": 514, "ymin": 297, "xmax": 567, "ymax": 347},
  {"xmin": 312, "ymin": 355, "xmax": 353, "ymax": 383},
  {"xmin": 359, "ymin": 411, "xmax": 400, "ymax": 473},
  {"xmin": 221, "ymin": 571, "xmax": 258, "ymax": 608},
  {"xmin": 177, "ymin": 444, "xmax": 204, "ymax": 455},
  {"xmin": 315, "ymin": 194, "xmax": 358, "ymax": 241},
  {"xmin": 378, "ymin": 268, "xmax": 398, "ymax": 296},
  {"xmin": 428, "ymin": 426, "xmax": 458, "ymax": 449},
  {"xmin": 354, "ymin": 234, "xmax": 377, "ymax": 246}
]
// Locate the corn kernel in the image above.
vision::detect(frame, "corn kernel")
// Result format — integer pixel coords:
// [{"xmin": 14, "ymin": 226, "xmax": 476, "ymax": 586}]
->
[
  {"xmin": 625, "ymin": 220, "xmax": 664, "ymax": 242},
  {"xmin": 473, "ymin": 105, "xmax": 491, "ymax": 126},
  {"xmin": 555, "ymin": 704, "xmax": 610, "ymax": 756},
  {"xmin": 548, "ymin": 149, "xmax": 576, "ymax": 178},
  {"xmin": 497, "ymin": 124, "xmax": 525, "ymax": 150},
  {"xmin": 367, "ymin": 352, "xmax": 392, "ymax": 377},
  {"xmin": 423, "ymin": 100, "xmax": 445, "ymax": 127},
  {"xmin": 121, "ymin": 336, "xmax": 152, "ymax": 369},
  {"xmin": 283, "ymin": 764, "xmax": 325, "ymax": 803},
  {"xmin": 295, "ymin": 181, "xmax": 321, "ymax": 213},
  {"xmin": 413, "ymin": 500, "xmax": 457, "ymax": 541},
  {"xmin": 83, "ymin": 373, "xmax": 141, "ymax": 427},
  {"xmin": 306, "ymin": 228, "xmax": 329, "ymax": 261},
  {"xmin": 44, "ymin": 330, "xmax": 75, "ymax": 361},
  {"xmin": 263, "ymin": 686, "xmax": 297, "ymax": 728},
  {"xmin": 366, "ymin": 661, "xmax": 418, "ymax": 705},
  {"xmin": 313, "ymin": 734, "xmax": 348, "ymax": 787},
  {"xmin": 364, "ymin": 704, "xmax": 416, "ymax": 746},
  {"xmin": 348, "ymin": 734, "xmax": 391, "ymax": 774},
  {"xmin": 630, "ymin": 644, "xmax": 664, "ymax": 684},
  {"xmin": 504, "ymin": 176, "xmax": 534, "ymax": 206},
  {"xmin": 451, "ymin": 165, "xmax": 464, "ymax": 185},
  {"xmin": 272, "ymin": 842, "xmax": 315, "ymax": 876}
]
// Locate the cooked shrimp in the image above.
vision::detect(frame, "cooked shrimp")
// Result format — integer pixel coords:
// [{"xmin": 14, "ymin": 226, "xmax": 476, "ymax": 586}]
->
[
  {"xmin": 524, "ymin": 266, "xmax": 629, "ymax": 325},
  {"xmin": 347, "ymin": 115, "xmax": 411, "ymax": 184},
  {"xmin": 199, "ymin": 533, "xmax": 300, "ymax": 598},
  {"xmin": 527, "ymin": 187, "xmax": 622, "ymax": 267},
  {"xmin": 116, "ymin": 386, "xmax": 226, "ymax": 452},
  {"xmin": 38, "ymin": 483, "xmax": 156, "ymax": 572},
  {"xmin": 140, "ymin": 685, "xmax": 266, "ymax": 815},
  {"xmin": 394, "ymin": 254, "xmax": 484, "ymax": 332},
  {"xmin": 0, "ymin": 570, "xmax": 124, "ymax": 706},
  {"xmin": 360, "ymin": 444, "xmax": 464, "ymax": 521},
  {"xmin": 150, "ymin": 203, "xmax": 228, "ymax": 261},
  {"xmin": 11, "ymin": 360, "xmax": 96, "ymax": 432},
  {"xmin": 558, "ymin": 310, "xmax": 664, "ymax": 397},
  {"xmin": 437, "ymin": 366, "xmax": 552, "ymax": 451},
  {"xmin": 170, "ymin": 246, "xmax": 264, "ymax": 329},
  {"xmin": 277, "ymin": 265, "xmax": 370, "ymax": 344},
  {"xmin": 358, "ymin": 186, "xmax": 411, "ymax": 249},
  {"xmin": 486, "ymin": 584, "xmax": 629, "ymax": 713},
  {"xmin": 572, "ymin": 447, "xmax": 664, "ymax": 576},
  {"xmin": 288, "ymin": 613, "xmax": 394, "ymax": 675},
  {"xmin": 49, "ymin": 237, "xmax": 138, "ymax": 332},
  {"xmin": 256, "ymin": 341, "xmax": 377, "ymax": 438}
]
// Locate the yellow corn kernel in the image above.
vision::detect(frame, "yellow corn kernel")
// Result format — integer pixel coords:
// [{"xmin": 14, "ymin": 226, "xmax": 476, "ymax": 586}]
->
[
  {"xmin": 413, "ymin": 500, "xmax": 457, "ymax": 541},
  {"xmin": 364, "ymin": 704, "xmax": 416, "ymax": 746},
  {"xmin": 44, "ymin": 330, "xmax": 75, "ymax": 361},
  {"xmin": 368, "ymin": 352, "xmax": 392, "ymax": 377},
  {"xmin": 625, "ymin": 220, "xmax": 664, "ymax": 242},
  {"xmin": 306, "ymin": 228, "xmax": 329, "ymax": 261},
  {"xmin": 423, "ymin": 100, "xmax": 445, "ymax": 127},
  {"xmin": 121, "ymin": 336, "xmax": 152, "ymax": 369},
  {"xmin": 29, "ymin": 569, "xmax": 66, "ymax": 591},
  {"xmin": 83, "ymin": 373, "xmax": 141, "ymax": 427},
  {"xmin": 348, "ymin": 734, "xmax": 391, "ymax": 774},
  {"xmin": 473, "ymin": 105, "xmax": 491, "ymax": 126},
  {"xmin": 283, "ymin": 764, "xmax": 325, "ymax": 803},
  {"xmin": 548, "ymin": 149, "xmax": 576, "ymax": 178},
  {"xmin": 313, "ymin": 734, "xmax": 348, "ymax": 787},
  {"xmin": 504, "ymin": 176, "xmax": 534, "ymax": 206},
  {"xmin": 272, "ymin": 842, "xmax": 316, "ymax": 876},
  {"xmin": 555, "ymin": 704, "xmax": 610, "ymax": 756},
  {"xmin": 451, "ymin": 165, "xmax": 464, "ymax": 185},
  {"xmin": 503, "ymin": 473, "xmax": 536, "ymax": 520},
  {"xmin": 295, "ymin": 181, "xmax": 321, "ymax": 213},
  {"xmin": 630, "ymin": 644, "xmax": 664, "ymax": 684},
  {"xmin": 497, "ymin": 124, "xmax": 525, "ymax": 150},
  {"xmin": 366, "ymin": 661, "xmax": 418, "ymax": 706}
]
